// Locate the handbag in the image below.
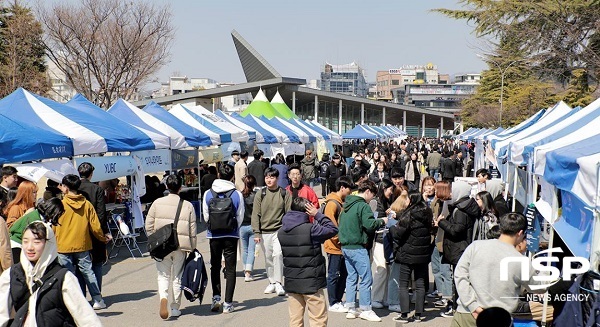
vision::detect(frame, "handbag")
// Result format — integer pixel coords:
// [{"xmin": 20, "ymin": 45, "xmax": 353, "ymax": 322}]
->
[{"xmin": 147, "ymin": 198, "xmax": 184, "ymax": 261}]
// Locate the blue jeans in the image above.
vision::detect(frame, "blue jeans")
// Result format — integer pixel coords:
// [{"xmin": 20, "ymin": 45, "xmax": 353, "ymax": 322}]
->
[
  {"xmin": 431, "ymin": 247, "xmax": 452, "ymax": 297},
  {"xmin": 239, "ymin": 225, "xmax": 256, "ymax": 272},
  {"xmin": 327, "ymin": 253, "xmax": 347, "ymax": 306},
  {"xmin": 58, "ymin": 251, "xmax": 102, "ymax": 301},
  {"xmin": 342, "ymin": 248, "xmax": 373, "ymax": 310},
  {"xmin": 429, "ymin": 168, "xmax": 440, "ymax": 181},
  {"xmin": 76, "ymin": 262, "xmax": 103, "ymax": 296},
  {"xmin": 387, "ymin": 262, "xmax": 400, "ymax": 306}
]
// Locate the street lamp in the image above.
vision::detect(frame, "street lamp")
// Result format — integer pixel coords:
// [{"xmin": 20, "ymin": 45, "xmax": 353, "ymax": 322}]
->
[{"xmin": 476, "ymin": 54, "xmax": 526, "ymax": 127}]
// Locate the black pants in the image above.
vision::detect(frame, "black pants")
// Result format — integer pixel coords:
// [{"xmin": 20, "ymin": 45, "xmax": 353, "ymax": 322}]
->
[
  {"xmin": 209, "ymin": 237, "xmax": 238, "ymax": 303},
  {"xmin": 326, "ymin": 253, "xmax": 347, "ymax": 305},
  {"xmin": 398, "ymin": 262, "xmax": 428, "ymax": 315},
  {"xmin": 320, "ymin": 178, "xmax": 328, "ymax": 197},
  {"xmin": 451, "ymin": 264, "xmax": 458, "ymax": 310}
]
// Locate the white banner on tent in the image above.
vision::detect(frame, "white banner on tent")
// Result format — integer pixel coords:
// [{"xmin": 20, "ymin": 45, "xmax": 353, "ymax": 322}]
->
[
  {"xmin": 256, "ymin": 143, "xmax": 304, "ymax": 158},
  {"xmin": 14, "ymin": 159, "xmax": 78, "ymax": 183},
  {"xmin": 75, "ymin": 156, "xmax": 136, "ymax": 182},
  {"xmin": 535, "ymin": 177, "xmax": 558, "ymax": 224},
  {"xmin": 221, "ymin": 142, "xmax": 242, "ymax": 161},
  {"xmin": 199, "ymin": 148, "xmax": 224, "ymax": 164},
  {"xmin": 131, "ymin": 149, "xmax": 171, "ymax": 174}
]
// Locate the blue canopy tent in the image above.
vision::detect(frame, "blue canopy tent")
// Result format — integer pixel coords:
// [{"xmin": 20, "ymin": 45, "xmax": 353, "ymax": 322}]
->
[
  {"xmin": 108, "ymin": 99, "xmax": 191, "ymax": 149},
  {"xmin": 142, "ymin": 102, "xmax": 215, "ymax": 146},
  {"xmin": 272, "ymin": 117, "xmax": 317, "ymax": 143},
  {"xmin": 233, "ymin": 114, "xmax": 299, "ymax": 143},
  {"xmin": 304, "ymin": 120, "xmax": 343, "ymax": 145},
  {"xmin": 361, "ymin": 125, "xmax": 386, "ymax": 138},
  {"xmin": 169, "ymin": 104, "xmax": 240, "ymax": 144},
  {"xmin": 0, "ymin": 88, "xmax": 155, "ymax": 155},
  {"xmin": 342, "ymin": 125, "xmax": 379, "ymax": 139},
  {"xmin": 257, "ymin": 117, "xmax": 304, "ymax": 143},
  {"xmin": 64, "ymin": 94, "xmax": 160, "ymax": 151},
  {"xmin": 227, "ymin": 113, "xmax": 281, "ymax": 144},
  {"xmin": 287, "ymin": 119, "xmax": 327, "ymax": 141},
  {"xmin": 214, "ymin": 110, "xmax": 262, "ymax": 142},
  {"xmin": 0, "ymin": 114, "xmax": 73, "ymax": 164}
]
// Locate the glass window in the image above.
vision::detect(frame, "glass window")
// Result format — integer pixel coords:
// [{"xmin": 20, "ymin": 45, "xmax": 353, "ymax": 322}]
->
[{"xmin": 392, "ymin": 79, "xmax": 399, "ymax": 85}]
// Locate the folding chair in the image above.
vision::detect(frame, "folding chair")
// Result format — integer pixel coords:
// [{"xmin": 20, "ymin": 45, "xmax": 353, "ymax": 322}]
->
[{"xmin": 108, "ymin": 209, "xmax": 144, "ymax": 259}]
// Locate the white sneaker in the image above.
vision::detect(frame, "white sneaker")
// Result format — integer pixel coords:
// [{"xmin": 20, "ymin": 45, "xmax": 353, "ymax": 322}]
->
[
  {"xmin": 223, "ymin": 302, "xmax": 234, "ymax": 313},
  {"xmin": 170, "ymin": 308, "xmax": 181, "ymax": 317},
  {"xmin": 275, "ymin": 283, "xmax": 286, "ymax": 296},
  {"xmin": 329, "ymin": 303, "xmax": 348, "ymax": 313},
  {"xmin": 244, "ymin": 274, "xmax": 254, "ymax": 282},
  {"xmin": 388, "ymin": 304, "xmax": 402, "ymax": 312},
  {"xmin": 264, "ymin": 283, "xmax": 276, "ymax": 294},
  {"xmin": 210, "ymin": 297, "xmax": 221, "ymax": 312},
  {"xmin": 346, "ymin": 308, "xmax": 359, "ymax": 319},
  {"xmin": 359, "ymin": 310, "xmax": 382, "ymax": 322},
  {"xmin": 92, "ymin": 300, "xmax": 106, "ymax": 310},
  {"xmin": 371, "ymin": 301, "xmax": 384, "ymax": 309}
]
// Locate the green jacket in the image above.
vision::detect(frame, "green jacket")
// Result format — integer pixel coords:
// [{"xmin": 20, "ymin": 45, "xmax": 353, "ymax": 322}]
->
[
  {"xmin": 9, "ymin": 209, "xmax": 41, "ymax": 244},
  {"xmin": 338, "ymin": 195, "xmax": 384, "ymax": 249}
]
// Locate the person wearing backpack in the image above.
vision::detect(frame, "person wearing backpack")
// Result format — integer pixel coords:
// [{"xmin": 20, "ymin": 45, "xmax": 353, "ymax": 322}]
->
[
  {"xmin": 323, "ymin": 176, "xmax": 353, "ymax": 314},
  {"xmin": 146, "ymin": 175, "xmax": 197, "ymax": 320},
  {"xmin": 202, "ymin": 164, "xmax": 244, "ymax": 314},
  {"xmin": 318, "ymin": 153, "xmax": 330, "ymax": 197},
  {"xmin": 251, "ymin": 167, "xmax": 292, "ymax": 297}
]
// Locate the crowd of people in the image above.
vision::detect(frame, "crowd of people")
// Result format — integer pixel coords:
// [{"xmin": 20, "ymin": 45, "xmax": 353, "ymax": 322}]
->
[{"xmin": 0, "ymin": 136, "xmax": 579, "ymax": 326}]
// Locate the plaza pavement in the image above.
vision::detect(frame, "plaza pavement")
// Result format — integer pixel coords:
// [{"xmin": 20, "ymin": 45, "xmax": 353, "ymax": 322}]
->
[{"xmin": 97, "ymin": 184, "xmax": 453, "ymax": 327}]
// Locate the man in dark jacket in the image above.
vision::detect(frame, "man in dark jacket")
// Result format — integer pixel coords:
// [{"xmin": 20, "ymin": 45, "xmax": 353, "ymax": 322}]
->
[
  {"xmin": 440, "ymin": 151, "xmax": 457, "ymax": 183},
  {"xmin": 0, "ymin": 166, "xmax": 18, "ymax": 211},
  {"xmin": 326, "ymin": 154, "xmax": 346, "ymax": 193},
  {"xmin": 77, "ymin": 162, "xmax": 110, "ymax": 293},
  {"xmin": 247, "ymin": 150, "xmax": 266, "ymax": 187},
  {"xmin": 435, "ymin": 181, "xmax": 481, "ymax": 318},
  {"xmin": 279, "ymin": 197, "xmax": 338, "ymax": 327}
]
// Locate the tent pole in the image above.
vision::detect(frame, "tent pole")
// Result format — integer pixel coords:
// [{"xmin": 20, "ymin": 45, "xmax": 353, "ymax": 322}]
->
[
  {"xmin": 512, "ymin": 165, "xmax": 518, "ymax": 212},
  {"xmin": 541, "ymin": 186, "xmax": 559, "ymax": 327}
]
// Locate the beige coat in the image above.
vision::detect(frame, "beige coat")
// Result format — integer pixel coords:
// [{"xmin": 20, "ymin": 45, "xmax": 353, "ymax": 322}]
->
[
  {"xmin": 145, "ymin": 194, "xmax": 197, "ymax": 251},
  {"xmin": 234, "ymin": 159, "xmax": 247, "ymax": 192}
]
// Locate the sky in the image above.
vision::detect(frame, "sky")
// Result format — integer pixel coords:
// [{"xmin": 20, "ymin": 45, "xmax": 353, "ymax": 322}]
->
[{"xmin": 146, "ymin": 0, "xmax": 489, "ymax": 87}]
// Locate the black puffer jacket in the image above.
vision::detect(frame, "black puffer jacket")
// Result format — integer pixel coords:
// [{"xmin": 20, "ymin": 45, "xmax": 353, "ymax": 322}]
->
[
  {"xmin": 390, "ymin": 205, "xmax": 434, "ymax": 265},
  {"xmin": 438, "ymin": 197, "xmax": 481, "ymax": 265}
]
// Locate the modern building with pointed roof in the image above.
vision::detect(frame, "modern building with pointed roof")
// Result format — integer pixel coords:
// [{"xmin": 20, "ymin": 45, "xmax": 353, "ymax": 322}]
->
[{"xmin": 134, "ymin": 30, "xmax": 454, "ymax": 137}]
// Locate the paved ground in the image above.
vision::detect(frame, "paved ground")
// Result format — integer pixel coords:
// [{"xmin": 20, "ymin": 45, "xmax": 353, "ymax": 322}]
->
[
  {"xmin": 97, "ymin": 183, "xmax": 453, "ymax": 326},
  {"xmin": 97, "ymin": 231, "xmax": 453, "ymax": 326}
]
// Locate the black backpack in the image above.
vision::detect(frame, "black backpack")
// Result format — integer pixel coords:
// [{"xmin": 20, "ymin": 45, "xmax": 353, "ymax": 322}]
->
[
  {"xmin": 319, "ymin": 199, "xmax": 342, "ymax": 222},
  {"xmin": 207, "ymin": 189, "xmax": 237, "ymax": 233},
  {"xmin": 319, "ymin": 161, "xmax": 330, "ymax": 177}
]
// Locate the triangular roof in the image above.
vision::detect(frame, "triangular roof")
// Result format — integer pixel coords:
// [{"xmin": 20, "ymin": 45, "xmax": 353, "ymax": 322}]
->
[
  {"xmin": 232, "ymin": 30, "xmax": 281, "ymax": 82},
  {"xmin": 240, "ymin": 89, "xmax": 280, "ymax": 119},
  {"xmin": 270, "ymin": 90, "xmax": 297, "ymax": 119}
]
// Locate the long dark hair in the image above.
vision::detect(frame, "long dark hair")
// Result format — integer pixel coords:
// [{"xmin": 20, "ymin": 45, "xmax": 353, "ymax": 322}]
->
[
  {"xmin": 377, "ymin": 178, "xmax": 394, "ymax": 210},
  {"xmin": 398, "ymin": 190, "xmax": 427, "ymax": 227},
  {"xmin": 242, "ymin": 175, "xmax": 256, "ymax": 198},
  {"xmin": 477, "ymin": 191, "xmax": 498, "ymax": 216}
]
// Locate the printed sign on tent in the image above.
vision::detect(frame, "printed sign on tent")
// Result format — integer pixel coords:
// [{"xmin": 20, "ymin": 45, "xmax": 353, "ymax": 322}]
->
[
  {"xmin": 131, "ymin": 149, "xmax": 171, "ymax": 174},
  {"xmin": 75, "ymin": 156, "xmax": 136, "ymax": 182},
  {"xmin": 554, "ymin": 190, "xmax": 594, "ymax": 259},
  {"xmin": 199, "ymin": 148, "xmax": 223, "ymax": 164},
  {"xmin": 171, "ymin": 149, "xmax": 198, "ymax": 170}
]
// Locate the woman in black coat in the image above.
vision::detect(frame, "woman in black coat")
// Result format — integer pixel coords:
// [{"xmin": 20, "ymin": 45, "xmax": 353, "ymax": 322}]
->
[{"xmin": 390, "ymin": 190, "xmax": 434, "ymax": 323}]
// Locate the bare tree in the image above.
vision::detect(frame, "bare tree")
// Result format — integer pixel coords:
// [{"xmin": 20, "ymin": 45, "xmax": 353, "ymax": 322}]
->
[{"xmin": 37, "ymin": 0, "xmax": 174, "ymax": 108}]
